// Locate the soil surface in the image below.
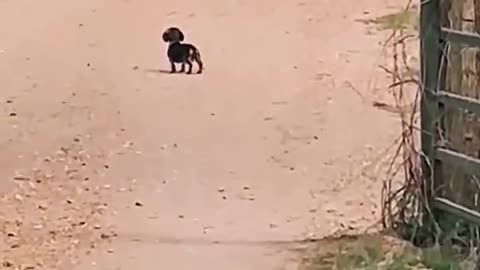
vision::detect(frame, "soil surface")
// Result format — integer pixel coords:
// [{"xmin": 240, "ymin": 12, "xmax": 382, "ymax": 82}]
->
[{"xmin": 0, "ymin": 0, "xmax": 411, "ymax": 269}]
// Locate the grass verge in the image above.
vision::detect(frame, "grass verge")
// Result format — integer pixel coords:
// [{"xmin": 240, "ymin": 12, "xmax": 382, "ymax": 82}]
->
[{"xmin": 300, "ymin": 234, "xmax": 475, "ymax": 270}]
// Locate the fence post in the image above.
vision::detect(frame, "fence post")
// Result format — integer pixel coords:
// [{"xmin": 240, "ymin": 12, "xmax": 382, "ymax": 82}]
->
[{"xmin": 420, "ymin": 0, "xmax": 444, "ymax": 219}]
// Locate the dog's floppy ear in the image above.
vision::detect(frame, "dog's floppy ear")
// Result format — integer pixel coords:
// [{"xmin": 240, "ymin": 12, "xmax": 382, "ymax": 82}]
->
[
  {"xmin": 162, "ymin": 31, "xmax": 170, "ymax": 42},
  {"xmin": 178, "ymin": 30, "xmax": 184, "ymax": 41}
]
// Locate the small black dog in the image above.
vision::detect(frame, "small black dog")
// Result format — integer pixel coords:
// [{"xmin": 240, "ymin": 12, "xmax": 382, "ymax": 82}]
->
[{"xmin": 162, "ymin": 27, "xmax": 203, "ymax": 74}]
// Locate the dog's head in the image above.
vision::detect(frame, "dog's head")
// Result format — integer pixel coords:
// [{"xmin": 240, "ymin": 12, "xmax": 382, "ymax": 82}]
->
[{"xmin": 162, "ymin": 27, "xmax": 185, "ymax": 43}]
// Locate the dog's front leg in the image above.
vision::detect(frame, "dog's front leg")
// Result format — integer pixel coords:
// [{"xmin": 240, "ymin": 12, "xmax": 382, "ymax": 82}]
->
[
  {"xmin": 180, "ymin": 62, "xmax": 186, "ymax": 73},
  {"xmin": 169, "ymin": 59, "xmax": 176, "ymax": 73}
]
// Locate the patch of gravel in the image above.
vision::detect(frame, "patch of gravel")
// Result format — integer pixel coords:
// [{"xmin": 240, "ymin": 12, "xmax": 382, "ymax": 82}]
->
[{"xmin": 0, "ymin": 137, "xmax": 118, "ymax": 270}]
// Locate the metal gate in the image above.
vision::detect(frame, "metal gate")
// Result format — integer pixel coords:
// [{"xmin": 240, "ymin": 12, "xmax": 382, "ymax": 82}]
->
[{"xmin": 421, "ymin": 0, "xmax": 480, "ymax": 225}]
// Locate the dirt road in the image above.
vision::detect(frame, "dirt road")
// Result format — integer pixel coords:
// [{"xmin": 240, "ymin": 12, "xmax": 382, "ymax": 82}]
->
[{"xmin": 0, "ymin": 0, "xmax": 406, "ymax": 269}]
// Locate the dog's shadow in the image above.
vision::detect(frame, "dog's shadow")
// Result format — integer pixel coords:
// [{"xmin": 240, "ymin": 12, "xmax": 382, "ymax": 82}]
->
[{"xmin": 143, "ymin": 68, "xmax": 201, "ymax": 76}]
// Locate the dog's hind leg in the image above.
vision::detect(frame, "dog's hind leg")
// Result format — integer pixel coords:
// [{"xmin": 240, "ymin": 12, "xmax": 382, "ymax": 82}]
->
[
  {"xmin": 186, "ymin": 60, "xmax": 193, "ymax": 74},
  {"xmin": 194, "ymin": 49, "xmax": 203, "ymax": 74},
  {"xmin": 196, "ymin": 59, "xmax": 203, "ymax": 74}
]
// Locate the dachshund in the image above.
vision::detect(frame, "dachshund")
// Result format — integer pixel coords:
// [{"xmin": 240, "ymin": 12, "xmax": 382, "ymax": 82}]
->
[{"xmin": 162, "ymin": 27, "xmax": 203, "ymax": 74}]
